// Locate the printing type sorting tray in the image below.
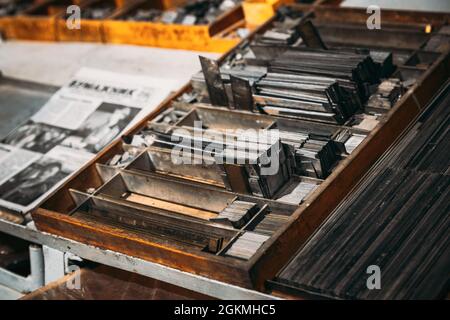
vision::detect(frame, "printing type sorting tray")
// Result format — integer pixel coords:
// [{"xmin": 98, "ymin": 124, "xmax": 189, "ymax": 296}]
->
[
  {"xmin": 32, "ymin": 5, "xmax": 450, "ymax": 292},
  {"xmin": 36, "ymin": 148, "xmax": 299, "ymax": 288}
]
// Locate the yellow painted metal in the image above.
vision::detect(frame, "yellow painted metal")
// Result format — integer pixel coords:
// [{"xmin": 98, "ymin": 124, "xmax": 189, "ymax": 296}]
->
[
  {"xmin": 1, "ymin": 1, "xmax": 248, "ymax": 53},
  {"xmin": 243, "ymin": 0, "xmax": 293, "ymax": 27}
]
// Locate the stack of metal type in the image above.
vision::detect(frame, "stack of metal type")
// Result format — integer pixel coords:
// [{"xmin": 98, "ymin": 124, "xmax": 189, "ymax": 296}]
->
[
  {"xmin": 252, "ymin": 6, "xmax": 304, "ymax": 46},
  {"xmin": 152, "ymin": 108, "xmax": 188, "ymax": 125},
  {"xmin": 252, "ymin": 214, "xmax": 289, "ymax": 235},
  {"xmin": 347, "ymin": 113, "xmax": 380, "ymax": 131},
  {"xmin": 134, "ymin": 109, "xmax": 342, "ymax": 184},
  {"xmin": 269, "ymin": 49, "xmax": 381, "ymax": 99},
  {"xmin": 366, "ymin": 78, "xmax": 404, "ymax": 112},
  {"xmin": 130, "ymin": 126, "xmax": 294, "ymax": 199},
  {"xmin": 254, "ymin": 48, "xmax": 381, "ymax": 124},
  {"xmin": 129, "ymin": 133, "xmax": 156, "ymax": 148},
  {"xmin": 210, "ymin": 200, "xmax": 259, "ymax": 228},
  {"xmin": 225, "ymin": 231, "xmax": 270, "ymax": 260},
  {"xmin": 294, "ymin": 136, "xmax": 341, "ymax": 179},
  {"xmin": 334, "ymin": 129, "xmax": 367, "ymax": 155},
  {"xmin": 276, "ymin": 5, "xmax": 305, "ymax": 22},
  {"xmin": 128, "ymin": 129, "xmax": 182, "ymax": 149},
  {"xmin": 369, "ymin": 50, "xmax": 395, "ymax": 78},
  {"xmin": 338, "ymin": 49, "xmax": 395, "ymax": 79},
  {"xmin": 219, "ymin": 65, "xmax": 267, "ymax": 84},
  {"xmin": 276, "ymin": 180, "xmax": 318, "ymax": 204},
  {"xmin": 122, "ymin": 0, "xmax": 241, "ymax": 25},
  {"xmin": 106, "ymin": 151, "xmax": 138, "ymax": 168},
  {"xmin": 215, "ymin": 137, "xmax": 293, "ymax": 198},
  {"xmin": 0, "ymin": 0, "xmax": 12, "ymax": 17},
  {"xmin": 81, "ymin": 4, "xmax": 116, "ymax": 20},
  {"xmin": 278, "ymin": 130, "xmax": 309, "ymax": 148},
  {"xmin": 256, "ymin": 27, "xmax": 301, "ymax": 46},
  {"xmin": 178, "ymin": 92, "xmax": 201, "ymax": 104},
  {"xmin": 127, "ymin": 103, "xmax": 344, "ymax": 195},
  {"xmin": 254, "ymin": 73, "xmax": 354, "ymax": 123},
  {"xmin": 162, "ymin": 0, "xmax": 241, "ymax": 25},
  {"xmin": 344, "ymin": 134, "xmax": 366, "ymax": 154},
  {"xmin": 275, "ymin": 82, "xmax": 450, "ymax": 300},
  {"xmin": 278, "ymin": 130, "xmax": 341, "ymax": 179},
  {"xmin": 123, "ymin": 8, "xmax": 161, "ymax": 22},
  {"xmin": 191, "ymin": 64, "xmax": 266, "ymax": 93}
]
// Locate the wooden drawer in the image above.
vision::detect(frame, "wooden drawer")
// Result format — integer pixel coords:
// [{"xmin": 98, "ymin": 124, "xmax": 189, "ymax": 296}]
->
[
  {"xmin": 3, "ymin": 0, "xmax": 81, "ymax": 41},
  {"xmin": 102, "ymin": 2, "xmax": 244, "ymax": 52}
]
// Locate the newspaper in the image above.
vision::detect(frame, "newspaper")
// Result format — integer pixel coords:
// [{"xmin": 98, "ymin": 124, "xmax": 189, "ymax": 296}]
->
[{"xmin": 0, "ymin": 68, "xmax": 175, "ymax": 214}]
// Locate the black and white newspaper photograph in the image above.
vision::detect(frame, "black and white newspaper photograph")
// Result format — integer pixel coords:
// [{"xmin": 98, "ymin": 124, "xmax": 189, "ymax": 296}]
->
[
  {"xmin": 0, "ymin": 68, "xmax": 173, "ymax": 213},
  {"xmin": 0, "ymin": 157, "xmax": 69, "ymax": 207},
  {"xmin": 61, "ymin": 102, "xmax": 140, "ymax": 153}
]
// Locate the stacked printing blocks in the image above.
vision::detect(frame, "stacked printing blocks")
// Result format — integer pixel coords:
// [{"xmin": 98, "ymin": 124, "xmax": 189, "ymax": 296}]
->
[
  {"xmin": 210, "ymin": 200, "xmax": 259, "ymax": 228},
  {"xmin": 256, "ymin": 49, "xmax": 381, "ymax": 124},
  {"xmin": 215, "ymin": 138, "xmax": 294, "ymax": 198},
  {"xmin": 225, "ymin": 232, "xmax": 270, "ymax": 260}
]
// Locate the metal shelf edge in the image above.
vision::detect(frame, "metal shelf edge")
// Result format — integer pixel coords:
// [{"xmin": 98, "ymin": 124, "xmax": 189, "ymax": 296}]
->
[{"xmin": 0, "ymin": 218, "xmax": 279, "ymax": 300}]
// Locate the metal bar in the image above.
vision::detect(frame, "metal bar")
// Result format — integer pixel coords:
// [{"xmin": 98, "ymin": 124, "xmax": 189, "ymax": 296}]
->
[
  {"xmin": 0, "ymin": 218, "xmax": 279, "ymax": 300},
  {"xmin": 199, "ymin": 56, "xmax": 229, "ymax": 107},
  {"xmin": 297, "ymin": 20, "xmax": 327, "ymax": 50},
  {"xmin": 42, "ymin": 246, "xmax": 64, "ymax": 285}
]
